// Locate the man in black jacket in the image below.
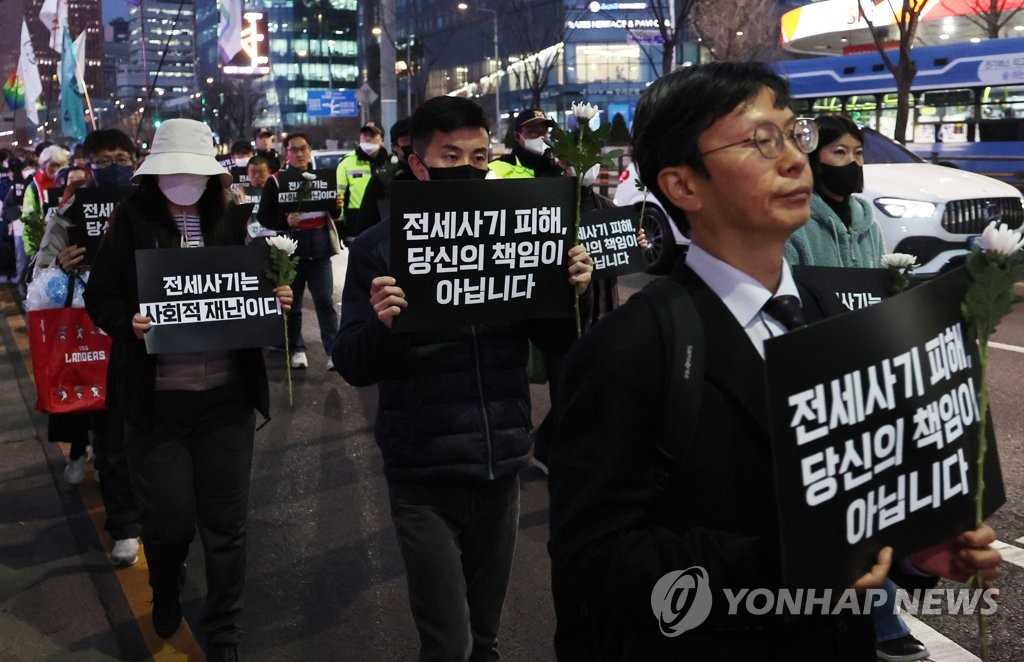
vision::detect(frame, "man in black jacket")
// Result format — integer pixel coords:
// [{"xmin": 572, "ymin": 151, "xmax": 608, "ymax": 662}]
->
[
  {"xmin": 547, "ymin": 62, "xmax": 1003, "ymax": 661},
  {"xmin": 333, "ymin": 96, "xmax": 593, "ymax": 661}
]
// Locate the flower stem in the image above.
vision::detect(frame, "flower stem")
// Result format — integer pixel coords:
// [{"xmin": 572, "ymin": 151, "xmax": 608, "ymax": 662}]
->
[
  {"xmin": 574, "ymin": 171, "xmax": 584, "ymax": 339},
  {"xmin": 284, "ymin": 313, "xmax": 293, "ymax": 406},
  {"xmin": 974, "ymin": 338, "xmax": 990, "ymax": 661}
]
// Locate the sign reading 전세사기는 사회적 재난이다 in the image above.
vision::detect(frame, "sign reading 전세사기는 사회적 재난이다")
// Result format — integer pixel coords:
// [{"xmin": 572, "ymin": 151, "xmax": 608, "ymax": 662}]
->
[
  {"xmin": 389, "ymin": 177, "xmax": 577, "ymax": 333},
  {"xmin": 274, "ymin": 169, "xmax": 337, "ymax": 213},
  {"xmin": 765, "ymin": 268, "xmax": 1005, "ymax": 591},
  {"xmin": 135, "ymin": 244, "xmax": 284, "ymax": 354}
]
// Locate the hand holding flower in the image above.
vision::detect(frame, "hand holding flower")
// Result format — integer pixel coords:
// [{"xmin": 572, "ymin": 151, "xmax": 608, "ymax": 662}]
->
[
  {"xmin": 567, "ymin": 244, "xmax": 593, "ymax": 296},
  {"xmin": 273, "ymin": 285, "xmax": 293, "ymax": 313}
]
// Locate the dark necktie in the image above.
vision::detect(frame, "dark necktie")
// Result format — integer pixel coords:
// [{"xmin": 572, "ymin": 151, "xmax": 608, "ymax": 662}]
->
[{"xmin": 762, "ymin": 295, "xmax": 806, "ymax": 331}]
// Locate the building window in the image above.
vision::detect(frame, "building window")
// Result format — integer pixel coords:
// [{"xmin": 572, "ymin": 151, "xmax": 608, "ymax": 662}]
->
[{"xmin": 574, "ymin": 43, "xmax": 641, "ymax": 84}]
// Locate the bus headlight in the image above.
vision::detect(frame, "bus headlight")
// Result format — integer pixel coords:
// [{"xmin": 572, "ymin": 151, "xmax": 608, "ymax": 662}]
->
[{"xmin": 874, "ymin": 198, "xmax": 937, "ymax": 219}]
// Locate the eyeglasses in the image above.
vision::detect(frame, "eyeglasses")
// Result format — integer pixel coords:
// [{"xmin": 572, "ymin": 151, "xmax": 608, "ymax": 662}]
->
[
  {"xmin": 287, "ymin": 145, "xmax": 310, "ymax": 153},
  {"xmin": 91, "ymin": 156, "xmax": 135, "ymax": 168},
  {"xmin": 699, "ymin": 118, "xmax": 819, "ymax": 160}
]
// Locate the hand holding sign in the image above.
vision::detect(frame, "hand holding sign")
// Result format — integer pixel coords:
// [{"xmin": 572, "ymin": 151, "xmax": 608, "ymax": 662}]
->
[
  {"xmin": 567, "ymin": 244, "xmax": 593, "ymax": 295},
  {"xmin": 57, "ymin": 244, "xmax": 86, "ymax": 271},
  {"xmin": 908, "ymin": 523, "xmax": 1002, "ymax": 585},
  {"xmin": 371, "ymin": 276, "xmax": 407, "ymax": 329},
  {"xmin": 132, "ymin": 312, "xmax": 152, "ymax": 340}
]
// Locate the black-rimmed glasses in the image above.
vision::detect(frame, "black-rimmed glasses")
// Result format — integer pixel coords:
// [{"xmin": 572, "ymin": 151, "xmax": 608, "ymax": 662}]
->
[{"xmin": 699, "ymin": 118, "xmax": 819, "ymax": 160}]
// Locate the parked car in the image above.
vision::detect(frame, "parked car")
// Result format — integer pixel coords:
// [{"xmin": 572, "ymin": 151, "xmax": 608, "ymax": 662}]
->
[
  {"xmin": 614, "ymin": 130, "xmax": 1024, "ymax": 277},
  {"xmin": 310, "ymin": 149, "xmax": 352, "ymax": 172},
  {"xmin": 614, "ymin": 161, "xmax": 689, "ymax": 275},
  {"xmin": 860, "ymin": 128, "xmax": 1024, "ymax": 275}
]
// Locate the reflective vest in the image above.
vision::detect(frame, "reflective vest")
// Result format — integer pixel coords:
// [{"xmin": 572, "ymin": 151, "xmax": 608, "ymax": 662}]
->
[
  {"xmin": 336, "ymin": 151, "xmax": 376, "ymax": 211},
  {"xmin": 488, "ymin": 156, "xmax": 537, "ymax": 179}
]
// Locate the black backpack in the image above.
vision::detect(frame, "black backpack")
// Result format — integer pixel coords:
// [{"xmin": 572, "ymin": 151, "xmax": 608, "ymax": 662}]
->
[{"xmin": 552, "ymin": 276, "xmax": 705, "ymax": 661}]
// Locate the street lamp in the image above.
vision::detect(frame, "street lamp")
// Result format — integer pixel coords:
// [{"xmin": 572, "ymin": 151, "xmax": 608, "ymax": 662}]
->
[{"xmin": 457, "ymin": 2, "xmax": 501, "ymax": 139}]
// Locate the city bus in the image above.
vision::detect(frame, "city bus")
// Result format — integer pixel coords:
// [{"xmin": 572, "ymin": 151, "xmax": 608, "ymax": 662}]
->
[{"xmin": 773, "ymin": 37, "xmax": 1024, "ymax": 189}]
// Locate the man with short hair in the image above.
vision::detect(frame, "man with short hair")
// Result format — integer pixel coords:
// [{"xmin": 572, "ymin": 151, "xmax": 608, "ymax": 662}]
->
[
  {"xmin": 245, "ymin": 155, "xmax": 271, "ymax": 190},
  {"xmin": 490, "ymin": 109, "xmax": 564, "ymax": 179},
  {"xmin": 335, "ymin": 121, "xmax": 390, "ymax": 243},
  {"xmin": 258, "ymin": 133, "xmax": 339, "ymax": 370},
  {"xmin": 334, "ymin": 96, "xmax": 593, "ymax": 661},
  {"xmin": 547, "ymin": 61, "xmax": 1003, "ymax": 661}
]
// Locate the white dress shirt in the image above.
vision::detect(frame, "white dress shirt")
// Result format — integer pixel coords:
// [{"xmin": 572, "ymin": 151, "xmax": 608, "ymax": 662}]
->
[{"xmin": 685, "ymin": 243, "xmax": 801, "ymax": 359}]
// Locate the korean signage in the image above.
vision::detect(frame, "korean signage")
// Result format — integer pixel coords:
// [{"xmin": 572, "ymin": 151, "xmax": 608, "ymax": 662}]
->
[
  {"xmin": 791, "ymin": 266, "xmax": 894, "ymax": 311},
  {"xmin": 66, "ymin": 187, "xmax": 134, "ymax": 267},
  {"xmin": 579, "ymin": 207, "xmax": 644, "ymax": 277},
  {"xmin": 766, "ymin": 269, "xmax": 1004, "ymax": 590},
  {"xmin": 275, "ymin": 169, "xmax": 337, "ymax": 213},
  {"xmin": 389, "ymin": 178, "xmax": 577, "ymax": 332},
  {"xmin": 136, "ymin": 244, "xmax": 283, "ymax": 354}
]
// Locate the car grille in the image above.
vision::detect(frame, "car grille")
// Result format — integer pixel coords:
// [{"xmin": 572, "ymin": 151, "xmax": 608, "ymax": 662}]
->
[{"xmin": 941, "ymin": 198, "xmax": 1024, "ymax": 234}]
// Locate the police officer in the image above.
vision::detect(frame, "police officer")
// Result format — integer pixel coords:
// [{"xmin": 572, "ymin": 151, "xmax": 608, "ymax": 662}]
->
[
  {"xmin": 335, "ymin": 122, "xmax": 390, "ymax": 244},
  {"xmin": 490, "ymin": 109, "xmax": 565, "ymax": 179}
]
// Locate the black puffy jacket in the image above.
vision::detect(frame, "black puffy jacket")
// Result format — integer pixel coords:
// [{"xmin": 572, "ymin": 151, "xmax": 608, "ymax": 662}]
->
[{"xmin": 334, "ymin": 219, "xmax": 581, "ymax": 483}]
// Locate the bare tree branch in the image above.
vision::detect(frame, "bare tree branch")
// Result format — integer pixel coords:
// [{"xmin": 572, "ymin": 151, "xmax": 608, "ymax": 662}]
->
[{"xmin": 692, "ymin": 0, "xmax": 781, "ymax": 62}]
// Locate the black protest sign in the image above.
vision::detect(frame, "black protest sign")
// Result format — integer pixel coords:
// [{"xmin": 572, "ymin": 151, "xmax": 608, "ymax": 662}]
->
[
  {"xmin": 765, "ymin": 268, "xmax": 1004, "ymax": 591},
  {"xmin": 136, "ymin": 244, "xmax": 284, "ymax": 354},
  {"xmin": 580, "ymin": 207, "xmax": 644, "ymax": 277},
  {"xmin": 390, "ymin": 177, "xmax": 576, "ymax": 333},
  {"xmin": 793, "ymin": 266, "xmax": 895, "ymax": 311},
  {"xmin": 66, "ymin": 187, "xmax": 134, "ymax": 267},
  {"xmin": 275, "ymin": 169, "xmax": 337, "ymax": 212},
  {"xmin": 45, "ymin": 187, "xmax": 63, "ymax": 211},
  {"xmin": 231, "ymin": 165, "xmax": 249, "ymax": 185}
]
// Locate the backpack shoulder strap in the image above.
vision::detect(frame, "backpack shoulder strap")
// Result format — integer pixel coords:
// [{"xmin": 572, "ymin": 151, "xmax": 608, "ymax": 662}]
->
[{"xmin": 634, "ymin": 276, "xmax": 705, "ymax": 495}]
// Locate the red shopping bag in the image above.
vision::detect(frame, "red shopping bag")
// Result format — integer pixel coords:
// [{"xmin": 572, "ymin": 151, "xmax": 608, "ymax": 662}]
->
[{"xmin": 26, "ymin": 305, "xmax": 111, "ymax": 414}]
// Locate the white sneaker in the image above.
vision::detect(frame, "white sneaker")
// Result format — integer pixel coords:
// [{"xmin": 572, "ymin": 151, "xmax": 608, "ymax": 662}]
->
[
  {"xmin": 111, "ymin": 538, "xmax": 140, "ymax": 567},
  {"xmin": 64, "ymin": 456, "xmax": 87, "ymax": 485},
  {"xmin": 326, "ymin": 358, "xmax": 334, "ymax": 371},
  {"xmin": 290, "ymin": 351, "xmax": 309, "ymax": 369}
]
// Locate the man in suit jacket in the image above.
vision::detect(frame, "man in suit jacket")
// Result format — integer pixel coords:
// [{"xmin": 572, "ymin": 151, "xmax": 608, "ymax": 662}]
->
[{"xmin": 547, "ymin": 61, "xmax": 1003, "ymax": 661}]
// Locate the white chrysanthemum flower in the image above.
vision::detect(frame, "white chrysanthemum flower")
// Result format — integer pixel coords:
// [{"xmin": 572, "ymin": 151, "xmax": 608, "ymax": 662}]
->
[
  {"xmin": 301, "ymin": 171, "xmax": 317, "ymax": 181},
  {"xmin": 266, "ymin": 235, "xmax": 299, "ymax": 255},
  {"xmin": 571, "ymin": 102, "xmax": 599, "ymax": 121},
  {"xmin": 979, "ymin": 221, "xmax": 1024, "ymax": 257},
  {"xmin": 880, "ymin": 253, "xmax": 918, "ymax": 269}
]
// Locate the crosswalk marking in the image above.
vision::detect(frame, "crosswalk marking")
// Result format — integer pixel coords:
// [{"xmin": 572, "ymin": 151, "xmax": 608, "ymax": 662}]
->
[
  {"xmin": 991, "ymin": 540, "xmax": 1024, "ymax": 569},
  {"xmin": 903, "ymin": 612, "xmax": 980, "ymax": 661},
  {"xmin": 988, "ymin": 341, "xmax": 1024, "ymax": 354}
]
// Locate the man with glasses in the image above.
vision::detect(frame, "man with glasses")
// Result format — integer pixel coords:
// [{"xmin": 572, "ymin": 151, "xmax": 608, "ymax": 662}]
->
[
  {"xmin": 547, "ymin": 62, "xmax": 1003, "ymax": 660},
  {"xmin": 258, "ymin": 132, "xmax": 340, "ymax": 370}
]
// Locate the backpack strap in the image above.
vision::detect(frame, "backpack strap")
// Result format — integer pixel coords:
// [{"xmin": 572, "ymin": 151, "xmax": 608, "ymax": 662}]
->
[{"xmin": 634, "ymin": 277, "xmax": 705, "ymax": 495}]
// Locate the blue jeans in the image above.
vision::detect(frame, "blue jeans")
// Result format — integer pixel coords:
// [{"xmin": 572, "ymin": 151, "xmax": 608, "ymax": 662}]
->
[
  {"xmin": 288, "ymin": 254, "xmax": 338, "ymax": 354},
  {"xmin": 873, "ymin": 578, "xmax": 911, "ymax": 643},
  {"xmin": 388, "ymin": 475, "xmax": 520, "ymax": 662}
]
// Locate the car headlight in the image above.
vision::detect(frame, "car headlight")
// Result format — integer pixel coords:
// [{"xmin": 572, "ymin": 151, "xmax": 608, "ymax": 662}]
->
[{"xmin": 873, "ymin": 198, "xmax": 937, "ymax": 219}]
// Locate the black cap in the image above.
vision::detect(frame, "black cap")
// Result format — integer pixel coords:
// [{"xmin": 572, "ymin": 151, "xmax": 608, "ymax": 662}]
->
[
  {"xmin": 230, "ymin": 139, "xmax": 254, "ymax": 155},
  {"xmin": 390, "ymin": 118, "xmax": 412, "ymax": 142},
  {"xmin": 360, "ymin": 121, "xmax": 385, "ymax": 137},
  {"xmin": 514, "ymin": 109, "xmax": 555, "ymax": 132},
  {"xmin": 254, "ymin": 128, "xmax": 275, "ymax": 138}
]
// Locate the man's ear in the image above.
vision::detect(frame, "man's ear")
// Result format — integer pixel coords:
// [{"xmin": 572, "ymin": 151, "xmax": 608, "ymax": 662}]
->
[
  {"xmin": 408, "ymin": 152, "xmax": 429, "ymax": 181},
  {"xmin": 657, "ymin": 165, "xmax": 703, "ymax": 214}
]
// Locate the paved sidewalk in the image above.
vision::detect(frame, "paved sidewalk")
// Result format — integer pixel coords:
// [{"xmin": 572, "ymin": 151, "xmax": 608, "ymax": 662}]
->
[{"xmin": 0, "ymin": 286, "xmax": 142, "ymax": 661}]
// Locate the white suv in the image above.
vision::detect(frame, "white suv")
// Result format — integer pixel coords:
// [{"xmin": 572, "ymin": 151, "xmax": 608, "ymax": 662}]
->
[{"xmin": 860, "ymin": 129, "xmax": 1024, "ymax": 275}]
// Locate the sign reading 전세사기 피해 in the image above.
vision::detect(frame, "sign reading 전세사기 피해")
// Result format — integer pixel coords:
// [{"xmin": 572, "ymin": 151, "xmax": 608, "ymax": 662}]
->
[
  {"xmin": 579, "ymin": 207, "xmax": 644, "ymax": 277},
  {"xmin": 765, "ymin": 268, "xmax": 1004, "ymax": 591},
  {"xmin": 136, "ymin": 244, "xmax": 284, "ymax": 354},
  {"xmin": 389, "ymin": 177, "xmax": 577, "ymax": 332}
]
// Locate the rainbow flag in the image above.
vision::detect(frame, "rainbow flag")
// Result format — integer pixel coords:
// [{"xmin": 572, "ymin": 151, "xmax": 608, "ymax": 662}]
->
[{"xmin": 3, "ymin": 68, "xmax": 24, "ymax": 112}]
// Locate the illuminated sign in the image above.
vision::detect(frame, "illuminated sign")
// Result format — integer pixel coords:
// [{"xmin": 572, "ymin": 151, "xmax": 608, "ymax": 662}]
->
[
  {"xmin": 567, "ymin": 18, "xmax": 664, "ymax": 29},
  {"xmin": 588, "ymin": 2, "xmax": 647, "ymax": 11},
  {"xmin": 224, "ymin": 12, "xmax": 270, "ymax": 76}
]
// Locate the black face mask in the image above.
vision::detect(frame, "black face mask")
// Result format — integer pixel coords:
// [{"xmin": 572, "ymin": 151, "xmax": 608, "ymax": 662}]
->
[
  {"xmin": 818, "ymin": 161, "xmax": 863, "ymax": 198},
  {"xmin": 426, "ymin": 164, "xmax": 489, "ymax": 181},
  {"xmin": 92, "ymin": 163, "xmax": 134, "ymax": 188}
]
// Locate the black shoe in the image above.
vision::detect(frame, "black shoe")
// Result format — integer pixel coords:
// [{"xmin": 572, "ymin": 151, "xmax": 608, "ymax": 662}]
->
[
  {"xmin": 876, "ymin": 634, "xmax": 929, "ymax": 662},
  {"xmin": 208, "ymin": 643, "xmax": 239, "ymax": 662},
  {"xmin": 151, "ymin": 593, "xmax": 182, "ymax": 639}
]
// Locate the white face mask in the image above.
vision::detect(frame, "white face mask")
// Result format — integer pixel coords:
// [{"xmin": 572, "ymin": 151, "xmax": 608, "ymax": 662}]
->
[
  {"xmin": 521, "ymin": 136, "xmax": 548, "ymax": 156},
  {"xmin": 158, "ymin": 173, "xmax": 209, "ymax": 206},
  {"xmin": 582, "ymin": 164, "xmax": 601, "ymax": 187},
  {"xmin": 234, "ymin": 156, "xmax": 250, "ymax": 168},
  {"xmin": 360, "ymin": 142, "xmax": 381, "ymax": 155}
]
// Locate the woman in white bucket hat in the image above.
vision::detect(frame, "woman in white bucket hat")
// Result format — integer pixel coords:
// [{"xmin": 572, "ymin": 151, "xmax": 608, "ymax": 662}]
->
[{"xmin": 84, "ymin": 118, "xmax": 292, "ymax": 662}]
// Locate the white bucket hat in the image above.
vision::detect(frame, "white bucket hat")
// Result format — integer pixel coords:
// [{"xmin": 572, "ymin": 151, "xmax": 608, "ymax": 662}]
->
[{"xmin": 132, "ymin": 118, "xmax": 232, "ymax": 187}]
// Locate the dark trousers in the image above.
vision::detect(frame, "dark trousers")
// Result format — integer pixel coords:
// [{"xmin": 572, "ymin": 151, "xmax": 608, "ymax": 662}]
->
[
  {"xmin": 123, "ymin": 385, "xmax": 255, "ymax": 645},
  {"xmin": 92, "ymin": 407, "xmax": 142, "ymax": 540},
  {"xmin": 288, "ymin": 254, "xmax": 339, "ymax": 354},
  {"xmin": 388, "ymin": 474, "xmax": 520, "ymax": 662}
]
